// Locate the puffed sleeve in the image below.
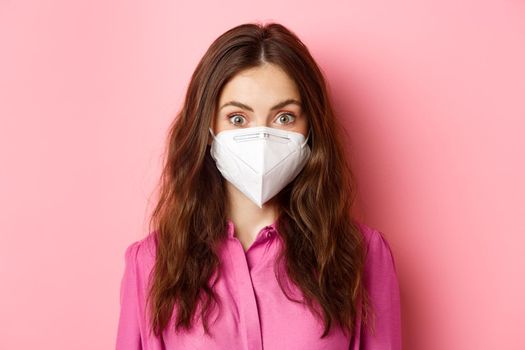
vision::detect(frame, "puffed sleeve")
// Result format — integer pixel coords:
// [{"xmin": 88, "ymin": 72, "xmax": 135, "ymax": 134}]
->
[
  {"xmin": 116, "ymin": 241, "xmax": 142, "ymax": 350},
  {"xmin": 360, "ymin": 229, "xmax": 402, "ymax": 349}
]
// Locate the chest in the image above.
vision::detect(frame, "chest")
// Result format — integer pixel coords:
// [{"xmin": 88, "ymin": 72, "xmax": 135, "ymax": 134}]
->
[{"xmin": 161, "ymin": 236, "xmax": 351, "ymax": 350}]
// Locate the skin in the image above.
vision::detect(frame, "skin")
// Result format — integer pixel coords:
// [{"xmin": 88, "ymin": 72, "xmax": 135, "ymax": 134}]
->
[{"xmin": 208, "ymin": 63, "xmax": 309, "ymax": 251}]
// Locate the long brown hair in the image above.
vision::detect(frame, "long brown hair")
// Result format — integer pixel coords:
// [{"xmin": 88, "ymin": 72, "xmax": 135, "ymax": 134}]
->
[{"xmin": 146, "ymin": 21, "xmax": 373, "ymax": 340}]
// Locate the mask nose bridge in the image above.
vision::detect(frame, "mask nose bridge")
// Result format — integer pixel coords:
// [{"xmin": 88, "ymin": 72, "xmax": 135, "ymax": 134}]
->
[
  {"xmin": 215, "ymin": 127, "xmax": 290, "ymax": 143},
  {"xmin": 234, "ymin": 129, "xmax": 270, "ymax": 142},
  {"xmin": 209, "ymin": 126, "xmax": 312, "ymax": 147}
]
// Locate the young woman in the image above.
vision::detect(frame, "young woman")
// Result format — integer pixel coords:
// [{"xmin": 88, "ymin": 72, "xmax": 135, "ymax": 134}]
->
[{"xmin": 116, "ymin": 22, "xmax": 401, "ymax": 350}]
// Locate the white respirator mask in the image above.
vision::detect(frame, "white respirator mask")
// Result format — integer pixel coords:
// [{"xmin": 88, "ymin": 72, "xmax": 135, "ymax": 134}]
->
[{"xmin": 209, "ymin": 126, "xmax": 312, "ymax": 208}]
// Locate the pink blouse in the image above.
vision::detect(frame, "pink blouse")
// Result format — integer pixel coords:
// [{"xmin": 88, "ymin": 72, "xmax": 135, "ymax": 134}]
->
[{"xmin": 116, "ymin": 219, "xmax": 401, "ymax": 349}]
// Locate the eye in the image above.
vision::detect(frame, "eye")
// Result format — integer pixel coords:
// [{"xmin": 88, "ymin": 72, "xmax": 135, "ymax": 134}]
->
[
  {"xmin": 275, "ymin": 112, "xmax": 296, "ymax": 125},
  {"xmin": 228, "ymin": 114, "xmax": 247, "ymax": 126}
]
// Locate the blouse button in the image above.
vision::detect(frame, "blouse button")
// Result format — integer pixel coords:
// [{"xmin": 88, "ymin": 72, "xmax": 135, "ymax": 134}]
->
[{"xmin": 266, "ymin": 230, "xmax": 273, "ymax": 238}]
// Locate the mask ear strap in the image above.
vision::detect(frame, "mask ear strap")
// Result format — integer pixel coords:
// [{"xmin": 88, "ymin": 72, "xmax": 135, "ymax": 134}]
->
[
  {"xmin": 208, "ymin": 128, "xmax": 218, "ymax": 148},
  {"xmin": 303, "ymin": 127, "xmax": 313, "ymax": 147}
]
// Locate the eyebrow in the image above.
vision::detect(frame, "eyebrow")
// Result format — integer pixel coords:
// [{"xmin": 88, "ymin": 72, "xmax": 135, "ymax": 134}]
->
[{"xmin": 219, "ymin": 98, "xmax": 302, "ymax": 112}]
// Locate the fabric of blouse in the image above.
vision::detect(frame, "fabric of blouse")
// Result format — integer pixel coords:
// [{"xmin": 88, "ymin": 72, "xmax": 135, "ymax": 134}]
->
[{"xmin": 116, "ymin": 219, "xmax": 402, "ymax": 350}]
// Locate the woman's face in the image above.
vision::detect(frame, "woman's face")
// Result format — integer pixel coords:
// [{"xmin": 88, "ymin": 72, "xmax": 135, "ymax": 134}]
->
[{"xmin": 211, "ymin": 63, "xmax": 309, "ymax": 137}]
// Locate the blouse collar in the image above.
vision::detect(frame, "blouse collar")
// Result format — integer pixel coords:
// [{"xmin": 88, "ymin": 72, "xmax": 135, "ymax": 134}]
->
[{"xmin": 226, "ymin": 218, "xmax": 279, "ymax": 240}]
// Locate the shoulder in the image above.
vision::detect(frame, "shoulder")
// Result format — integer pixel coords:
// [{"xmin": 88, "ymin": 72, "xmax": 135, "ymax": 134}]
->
[
  {"xmin": 353, "ymin": 220, "xmax": 401, "ymax": 330},
  {"xmin": 352, "ymin": 221, "xmax": 402, "ymax": 348},
  {"xmin": 353, "ymin": 220, "xmax": 398, "ymax": 272},
  {"xmin": 122, "ymin": 232, "xmax": 158, "ymax": 275}
]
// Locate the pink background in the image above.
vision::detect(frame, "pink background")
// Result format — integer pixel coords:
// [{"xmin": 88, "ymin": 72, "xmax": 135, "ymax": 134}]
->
[{"xmin": 1, "ymin": 1, "xmax": 524, "ymax": 349}]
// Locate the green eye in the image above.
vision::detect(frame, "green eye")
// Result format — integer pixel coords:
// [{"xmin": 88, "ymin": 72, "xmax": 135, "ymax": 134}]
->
[
  {"xmin": 228, "ymin": 114, "xmax": 246, "ymax": 126},
  {"xmin": 276, "ymin": 113, "xmax": 295, "ymax": 124}
]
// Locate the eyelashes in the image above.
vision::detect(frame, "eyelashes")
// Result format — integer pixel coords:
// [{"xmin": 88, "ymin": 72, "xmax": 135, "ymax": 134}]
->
[
  {"xmin": 228, "ymin": 114, "xmax": 247, "ymax": 126},
  {"xmin": 226, "ymin": 112, "xmax": 297, "ymax": 126}
]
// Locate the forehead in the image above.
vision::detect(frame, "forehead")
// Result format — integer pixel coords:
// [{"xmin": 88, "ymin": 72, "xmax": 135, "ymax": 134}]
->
[{"xmin": 218, "ymin": 64, "xmax": 300, "ymax": 104}]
